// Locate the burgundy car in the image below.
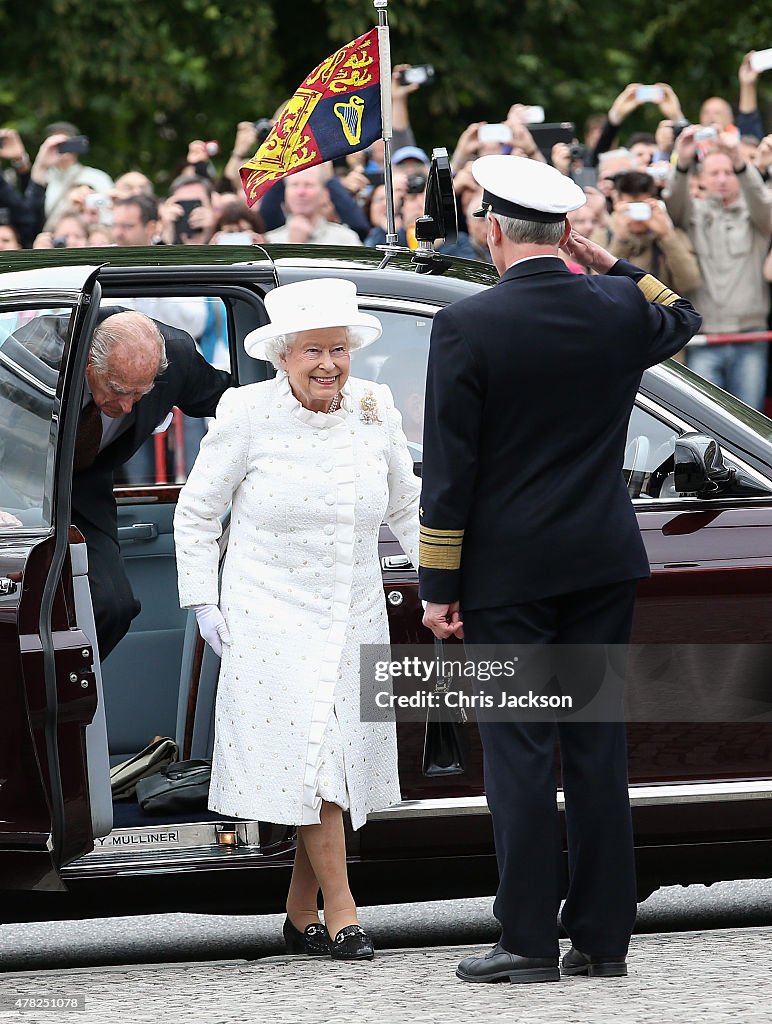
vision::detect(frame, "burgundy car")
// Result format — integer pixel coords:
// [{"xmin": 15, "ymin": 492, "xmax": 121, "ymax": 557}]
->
[{"xmin": 1, "ymin": 245, "xmax": 771, "ymax": 926}]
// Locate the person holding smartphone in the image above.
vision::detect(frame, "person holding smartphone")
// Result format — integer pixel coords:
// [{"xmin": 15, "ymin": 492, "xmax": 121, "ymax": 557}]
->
[
  {"xmin": 36, "ymin": 122, "xmax": 113, "ymax": 224},
  {"xmin": 158, "ymin": 173, "xmax": 218, "ymax": 245},
  {"xmin": 666, "ymin": 123, "xmax": 772, "ymax": 409}
]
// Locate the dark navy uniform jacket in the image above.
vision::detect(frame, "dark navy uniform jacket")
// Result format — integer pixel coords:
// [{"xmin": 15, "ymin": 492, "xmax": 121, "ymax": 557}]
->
[{"xmin": 418, "ymin": 257, "xmax": 702, "ymax": 608}]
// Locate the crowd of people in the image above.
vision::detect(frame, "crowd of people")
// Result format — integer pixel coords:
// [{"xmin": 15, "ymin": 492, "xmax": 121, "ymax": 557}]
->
[{"xmin": 1, "ymin": 55, "xmax": 771, "ymax": 407}]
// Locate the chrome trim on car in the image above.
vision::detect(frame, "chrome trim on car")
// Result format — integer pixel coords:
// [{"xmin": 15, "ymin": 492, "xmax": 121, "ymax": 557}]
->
[
  {"xmin": 63, "ymin": 820, "xmax": 261, "ymax": 877},
  {"xmin": 360, "ymin": 296, "xmax": 441, "ymax": 316},
  {"xmin": 367, "ymin": 779, "xmax": 772, "ymax": 821},
  {"xmin": 0, "ymin": 349, "xmax": 57, "ymax": 398}
]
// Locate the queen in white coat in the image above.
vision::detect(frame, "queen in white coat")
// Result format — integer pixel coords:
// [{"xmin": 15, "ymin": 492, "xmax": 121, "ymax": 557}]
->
[{"xmin": 174, "ymin": 279, "xmax": 420, "ymax": 962}]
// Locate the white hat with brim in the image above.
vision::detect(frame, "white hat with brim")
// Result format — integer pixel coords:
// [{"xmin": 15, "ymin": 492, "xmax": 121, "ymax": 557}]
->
[
  {"xmin": 471, "ymin": 154, "xmax": 586, "ymax": 222},
  {"xmin": 244, "ymin": 278, "xmax": 382, "ymax": 360}
]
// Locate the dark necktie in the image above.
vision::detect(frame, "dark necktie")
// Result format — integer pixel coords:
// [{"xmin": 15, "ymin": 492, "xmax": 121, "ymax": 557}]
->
[{"xmin": 73, "ymin": 401, "xmax": 103, "ymax": 473}]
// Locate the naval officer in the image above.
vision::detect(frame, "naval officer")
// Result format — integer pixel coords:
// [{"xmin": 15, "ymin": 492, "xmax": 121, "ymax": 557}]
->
[{"xmin": 419, "ymin": 155, "xmax": 702, "ymax": 984}]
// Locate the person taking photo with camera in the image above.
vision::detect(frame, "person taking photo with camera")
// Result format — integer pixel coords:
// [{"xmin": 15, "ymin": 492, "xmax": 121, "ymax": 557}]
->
[{"xmin": 607, "ymin": 170, "xmax": 700, "ymax": 302}]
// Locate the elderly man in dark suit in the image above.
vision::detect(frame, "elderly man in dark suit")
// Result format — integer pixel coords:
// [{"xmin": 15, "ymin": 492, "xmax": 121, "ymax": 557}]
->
[
  {"xmin": 419, "ymin": 155, "xmax": 702, "ymax": 984},
  {"xmin": 71, "ymin": 309, "xmax": 230, "ymax": 659}
]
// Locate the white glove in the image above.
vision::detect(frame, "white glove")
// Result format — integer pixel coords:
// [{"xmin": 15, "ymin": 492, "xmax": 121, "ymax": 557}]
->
[{"xmin": 194, "ymin": 604, "xmax": 231, "ymax": 657}]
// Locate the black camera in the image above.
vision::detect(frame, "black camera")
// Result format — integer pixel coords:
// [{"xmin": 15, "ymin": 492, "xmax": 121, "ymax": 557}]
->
[
  {"xmin": 405, "ymin": 173, "xmax": 427, "ymax": 195},
  {"xmin": 569, "ymin": 143, "xmax": 588, "ymax": 161},
  {"xmin": 253, "ymin": 118, "xmax": 273, "ymax": 145},
  {"xmin": 52, "ymin": 236, "xmax": 68, "ymax": 248},
  {"xmin": 671, "ymin": 118, "xmax": 691, "ymax": 140},
  {"xmin": 57, "ymin": 135, "xmax": 90, "ymax": 156}
]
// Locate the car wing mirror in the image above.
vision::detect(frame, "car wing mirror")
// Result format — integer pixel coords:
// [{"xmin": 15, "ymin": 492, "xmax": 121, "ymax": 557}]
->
[{"xmin": 674, "ymin": 432, "xmax": 772, "ymax": 498}]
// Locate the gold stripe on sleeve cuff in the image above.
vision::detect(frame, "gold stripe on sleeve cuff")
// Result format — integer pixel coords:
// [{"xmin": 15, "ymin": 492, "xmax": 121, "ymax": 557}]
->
[
  {"xmin": 420, "ymin": 539, "xmax": 463, "ymax": 570},
  {"xmin": 419, "ymin": 526, "xmax": 464, "ymax": 570},
  {"xmin": 637, "ymin": 274, "xmax": 679, "ymax": 308},
  {"xmin": 419, "ymin": 525, "xmax": 465, "ymax": 539}
]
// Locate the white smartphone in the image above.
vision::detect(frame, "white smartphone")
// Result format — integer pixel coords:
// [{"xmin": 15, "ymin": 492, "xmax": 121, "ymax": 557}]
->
[
  {"xmin": 522, "ymin": 105, "xmax": 545, "ymax": 124},
  {"xmin": 627, "ymin": 202, "xmax": 652, "ymax": 221},
  {"xmin": 636, "ymin": 85, "xmax": 664, "ymax": 103},
  {"xmin": 478, "ymin": 123, "xmax": 513, "ymax": 144},
  {"xmin": 750, "ymin": 48, "xmax": 772, "ymax": 73},
  {"xmin": 694, "ymin": 126, "xmax": 718, "ymax": 143},
  {"xmin": 216, "ymin": 231, "xmax": 254, "ymax": 245}
]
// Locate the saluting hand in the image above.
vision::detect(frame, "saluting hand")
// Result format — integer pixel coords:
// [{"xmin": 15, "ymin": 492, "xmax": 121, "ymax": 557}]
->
[
  {"xmin": 562, "ymin": 229, "xmax": 617, "ymax": 274},
  {"xmin": 423, "ymin": 602, "xmax": 464, "ymax": 640}
]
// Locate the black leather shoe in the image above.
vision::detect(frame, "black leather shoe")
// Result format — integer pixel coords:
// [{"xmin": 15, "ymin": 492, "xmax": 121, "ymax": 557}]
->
[
  {"xmin": 456, "ymin": 943, "xmax": 559, "ymax": 984},
  {"xmin": 330, "ymin": 924, "xmax": 375, "ymax": 961},
  {"xmin": 282, "ymin": 916, "xmax": 331, "ymax": 956},
  {"xmin": 561, "ymin": 945, "xmax": 627, "ymax": 978}
]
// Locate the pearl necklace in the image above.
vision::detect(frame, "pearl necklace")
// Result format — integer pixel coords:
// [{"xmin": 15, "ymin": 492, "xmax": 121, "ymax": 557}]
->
[{"xmin": 327, "ymin": 391, "xmax": 341, "ymax": 414}]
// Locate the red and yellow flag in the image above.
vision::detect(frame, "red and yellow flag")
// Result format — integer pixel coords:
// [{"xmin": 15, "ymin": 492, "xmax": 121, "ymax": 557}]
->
[{"xmin": 240, "ymin": 28, "xmax": 382, "ymax": 208}]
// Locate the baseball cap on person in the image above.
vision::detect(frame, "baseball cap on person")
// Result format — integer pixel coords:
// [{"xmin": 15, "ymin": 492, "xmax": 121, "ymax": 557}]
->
[
  {"xmin": 392, "ymin": 146, "xmax": 430, "ymax": 166},
  {"xmin": 471, "ymin": 154, "xmax": 585, "ymax": 223}
]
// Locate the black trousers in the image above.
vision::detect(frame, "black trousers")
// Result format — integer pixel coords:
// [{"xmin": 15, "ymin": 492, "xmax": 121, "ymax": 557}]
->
[
  {"xmin": 79, "ymin": 523, "xmax": 141, "ymax": 661},
  {"xmin": 464, "ymin": 578, "xmax": 639, "ymax": 959}
]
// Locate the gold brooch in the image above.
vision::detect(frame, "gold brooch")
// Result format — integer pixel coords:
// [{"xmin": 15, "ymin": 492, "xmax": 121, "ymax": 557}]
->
[{"xmin": 359, "ymin": 390, "xmax": 380, "ymax": 424}]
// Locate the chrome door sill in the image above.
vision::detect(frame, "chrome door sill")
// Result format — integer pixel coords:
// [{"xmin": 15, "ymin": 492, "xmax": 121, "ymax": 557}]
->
[
  {"xmin": 367, "ymin": 779, "xmax": 772, "ymax": 821},
  {"xmin": 63, "ymin": 820, "xmax": 261, "ymax": 878}
]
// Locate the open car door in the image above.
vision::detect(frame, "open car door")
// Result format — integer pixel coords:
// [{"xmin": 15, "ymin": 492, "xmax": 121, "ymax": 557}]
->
[{"xmin": 0, "ymin": 265, "xmax": 108, "ymax": 892}]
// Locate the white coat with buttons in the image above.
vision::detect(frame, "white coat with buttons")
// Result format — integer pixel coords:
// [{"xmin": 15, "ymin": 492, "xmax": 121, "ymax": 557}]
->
[{"xmin": 174, "ymin": 372, "xmax": 420, "ymax": 829}]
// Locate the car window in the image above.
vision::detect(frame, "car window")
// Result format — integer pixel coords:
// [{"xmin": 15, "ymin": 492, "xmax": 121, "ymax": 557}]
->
[
  {"xmin": 352, "ymin": 308, "xmax": 432, "ymax": 465},
  {"xmin": 0, "ymin": 308, "xmax": 72, "ymax": 527},
  {"xmin": 350, "ymin": 313, "xmax": 685, "ymax": 491},
  {"xmin": 109, "ymin": 297, "xmax": 229, "ymax": 486},
  {"xmin": 624, "ymin": 404, "xmax": 679, "ymax": 500}
]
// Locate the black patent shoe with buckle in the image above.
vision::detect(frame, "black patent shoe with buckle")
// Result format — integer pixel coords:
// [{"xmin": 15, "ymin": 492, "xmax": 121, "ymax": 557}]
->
[
  {"xmin": 330, "ymin": 924, "xmax": 375, "ymax": 961},
  {"xmin": 282, "ymin": 916, "xmax": 331, "ymax": 956}
]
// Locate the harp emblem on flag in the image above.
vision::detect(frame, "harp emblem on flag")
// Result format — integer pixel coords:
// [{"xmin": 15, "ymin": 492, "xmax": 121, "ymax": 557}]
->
[{"xmin": 334, "ymin": 95, "xmax": 366, "ymax": 146}]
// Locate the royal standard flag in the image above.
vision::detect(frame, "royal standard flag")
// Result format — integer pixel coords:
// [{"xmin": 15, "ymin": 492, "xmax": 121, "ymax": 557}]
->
[{"xmin": 240, "ymin": 28, "xmax": 382, "ymax": 208}]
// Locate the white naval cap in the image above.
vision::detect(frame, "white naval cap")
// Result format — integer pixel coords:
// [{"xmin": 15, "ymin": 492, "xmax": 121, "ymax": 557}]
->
[{"xmin": 471, "ymin": 154, "xmax": 586, "ymax": 223}]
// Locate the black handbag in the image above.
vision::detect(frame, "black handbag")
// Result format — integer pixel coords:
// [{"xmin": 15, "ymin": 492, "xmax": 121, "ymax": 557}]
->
[
  {"xmin": 422, "ymin": 638, "xmax": 468, "ymax": 777},
  {"xmin": 135, "ymin": 758, "xmax": 212, "ymax": 814}
]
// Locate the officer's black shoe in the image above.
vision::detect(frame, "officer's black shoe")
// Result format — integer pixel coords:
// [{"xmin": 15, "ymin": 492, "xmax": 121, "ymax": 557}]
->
[
  {"xmin": 456, "ymin": 943, "xmax": 560, "ymax": 984},
  {"xmin": 561, "ymin": 945, "xmax": 627, "ymax": 978}
]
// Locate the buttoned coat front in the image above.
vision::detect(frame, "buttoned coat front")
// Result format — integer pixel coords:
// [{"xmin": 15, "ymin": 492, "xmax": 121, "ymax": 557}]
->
[{"xmin": 174, "ymin": 373, "xmax": 420, "ymax": 830}]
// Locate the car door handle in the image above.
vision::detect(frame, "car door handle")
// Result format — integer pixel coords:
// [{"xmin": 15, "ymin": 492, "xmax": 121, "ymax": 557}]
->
[{"xmin": 117, "ymin": 523, "xmax": 159, "ymax": 543}]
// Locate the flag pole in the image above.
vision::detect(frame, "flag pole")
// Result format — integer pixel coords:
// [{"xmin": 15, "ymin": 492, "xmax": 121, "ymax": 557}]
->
[{"xmin": 374, "ymin": 0, "xmax": 399, "ymax": 245}]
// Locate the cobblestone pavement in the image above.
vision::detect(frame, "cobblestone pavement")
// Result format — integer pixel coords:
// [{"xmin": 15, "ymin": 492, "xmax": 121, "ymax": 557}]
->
[{"xmin": 0, "ymin": 926, "xmax": 770, "ymax": 1024}]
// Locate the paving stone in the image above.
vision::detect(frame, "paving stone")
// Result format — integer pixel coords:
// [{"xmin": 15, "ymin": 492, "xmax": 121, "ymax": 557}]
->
[{"xmin": 0, "ymin": 926, "xmax": 769, "ymax": 1024}]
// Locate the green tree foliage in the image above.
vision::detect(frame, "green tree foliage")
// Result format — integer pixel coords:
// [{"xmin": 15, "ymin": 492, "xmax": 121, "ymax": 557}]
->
[
  {"xmin": 1, "ymin": 0, "xmax": 770, "ymax": 189},
  {"xmin": 0, "ymin": 0, "xmax": 280, "ymax": 185}
]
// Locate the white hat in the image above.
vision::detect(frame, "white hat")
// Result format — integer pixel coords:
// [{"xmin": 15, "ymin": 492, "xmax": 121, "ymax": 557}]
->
[
  {"xmin": 471, "ymin": 154, "xmax": 585, "ymax": 222},
  {"xmin": 244, "ymin": 279, "xmax": 382, "ymax": 360}
]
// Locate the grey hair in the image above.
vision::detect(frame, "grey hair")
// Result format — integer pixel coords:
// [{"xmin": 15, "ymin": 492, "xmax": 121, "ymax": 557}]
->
[
  {"xmin": 90, "ymin": 313, "xmax": 169, "ymax": 376},
  {"xmin": 490, "ymin": 212, "xmax": 566, "ymax": 246},
  {"xmin": 263, "ymin": 327, "xmax": 367, "ymax": 369}
]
